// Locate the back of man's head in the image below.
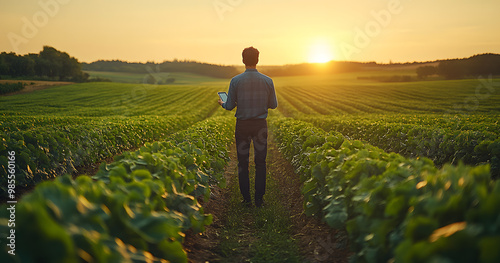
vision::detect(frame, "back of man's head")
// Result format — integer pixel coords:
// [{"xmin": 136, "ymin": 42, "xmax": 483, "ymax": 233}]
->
[{"xmin": 242, "ymin": 47, "xmax": 259, "ymax": 67}]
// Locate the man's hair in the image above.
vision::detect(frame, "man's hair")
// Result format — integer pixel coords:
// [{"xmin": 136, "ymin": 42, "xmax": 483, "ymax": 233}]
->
[{"xmin": 242, "ymin": 47, "xmax": 259, "ymax": 66}]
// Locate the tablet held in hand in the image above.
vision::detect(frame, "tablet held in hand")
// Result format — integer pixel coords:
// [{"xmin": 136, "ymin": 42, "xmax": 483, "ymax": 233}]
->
[{"xmin": 218, "ymin": 92, "xmax": 228, "ymax": 103}]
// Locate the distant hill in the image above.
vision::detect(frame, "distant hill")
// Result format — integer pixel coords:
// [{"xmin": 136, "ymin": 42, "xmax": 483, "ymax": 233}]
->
[
  {"xmin": 261, "ymin": 53, "xmax": 500, "ymax": 78},
  {"xmin": 5, "ymin": 45, "xmax": 497, "ymax": 81},
  {"xmin": 81, "ymin": 59, "xmax": 428, "ymax": 79},
  {"xmin": 81, "ymin": 60, "xmax": 240, "ymax": 79},
  {"xmin": 81, "ymin": 53, "xmax": 500, "ymax": 79},
  {"xmin": 258, "ymin": 59, "xmax": 444, "ymax": 77},
  {"xmin": 433, "ymin": 53, "xmax": 500, "ymax": 79}
]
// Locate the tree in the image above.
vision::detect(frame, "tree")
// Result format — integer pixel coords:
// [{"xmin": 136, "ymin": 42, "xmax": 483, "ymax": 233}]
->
[
  {"xmin": 2, "ymin": 52, "xmax": 35, "ymax": 77},
  {"xmin": 467, "ymin": 53, "xmax": 500, "ymax": 76},
  {"xmin": 0, "ymin": 46, "xmax": 87, "ymax": 81},
  {"xmin": 0, "ymin": 53, "xmax": 9, "ymax": 76},
  {"xmin": 435, "ymin": 54, "xmax": 500, "ymax": 79},
  {"xmin": 39, "ymin": 46, "xmax": 63, "ymax": 78},
  {"xmin": 36, "ymin": 46, "xmax": 85, "ymax": 80},
  {"xmin": 438, "ymin": 60, "xmax": 466, "ymax": 79},
  {"xmin": 416, "ymin": 65, "xmax": 437, "ymax": 79},
  {"xmin": 60, "ymin": 53, "xmax": 81, "ymax": 80},
  {"xmin": 71, "ymin": 71, "xmax": 89, "ymax": 82}
]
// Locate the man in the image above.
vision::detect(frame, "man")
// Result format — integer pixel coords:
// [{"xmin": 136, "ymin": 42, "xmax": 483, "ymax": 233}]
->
[{"xmin": 218, "ymin": 46, "xmax": 278, "ymax": 207}]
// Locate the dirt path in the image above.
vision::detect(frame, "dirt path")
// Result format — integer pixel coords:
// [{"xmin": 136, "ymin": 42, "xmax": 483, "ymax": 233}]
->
[
  {"xmin": 0, "ymin": 80, "xmax": 73, "ymax": 96},
  {"xmin": 268, "ymin": 139, "xmax": 352, "ymax": 263},
  {"xmin": 184, "ymin": 136, "xmax": 352, "ymax": 262}
]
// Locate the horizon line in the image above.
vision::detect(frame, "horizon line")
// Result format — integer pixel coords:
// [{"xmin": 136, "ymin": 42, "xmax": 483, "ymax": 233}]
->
[{"xmin": 80, "ymin": 52, "xmax": 499, "ymax": 67}]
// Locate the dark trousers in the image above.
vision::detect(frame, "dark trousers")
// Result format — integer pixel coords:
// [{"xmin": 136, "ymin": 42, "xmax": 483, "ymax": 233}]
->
[{"xmin": 235, "ymin": 119, "xmax": 268, "ymax": 202}]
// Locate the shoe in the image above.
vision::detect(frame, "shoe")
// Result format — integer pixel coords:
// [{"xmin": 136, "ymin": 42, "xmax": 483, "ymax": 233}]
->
[{"xmin": 255, "ymin": 199, "xmax": 264, "ymax": 208}]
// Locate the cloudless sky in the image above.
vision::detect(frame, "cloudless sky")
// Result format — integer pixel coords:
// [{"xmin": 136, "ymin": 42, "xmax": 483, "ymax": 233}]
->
[{"xmin": 1, "ymin": 0, "xmax": 500, "ymax": 65}]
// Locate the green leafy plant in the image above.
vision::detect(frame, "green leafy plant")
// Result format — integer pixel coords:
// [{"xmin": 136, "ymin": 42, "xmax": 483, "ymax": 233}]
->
[
  {"xmin": 0, "ymin": 116, "xmax": 234, "ymax": 263},
  {"xmin": 271, "ymin": 118, "xmax": 500, "ymax": 263}
]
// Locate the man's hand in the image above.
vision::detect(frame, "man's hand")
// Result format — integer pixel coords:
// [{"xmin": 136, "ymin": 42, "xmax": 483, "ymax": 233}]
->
[{"xmin": 218, "ymin": 99, "xmax": 224, "ymax": 106}]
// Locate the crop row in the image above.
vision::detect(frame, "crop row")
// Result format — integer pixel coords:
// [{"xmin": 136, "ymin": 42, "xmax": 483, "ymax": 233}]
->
[
  {"xmin": 0, "ymin": 115, "xmax": 204, "ymax": 196},
  {"xmin": 275, "ymin": 78, "xmax": 500, "ymax": 116},
  {"xmin": 299, "ymin": 115, "xmax": 500, "ymax": 178},
  {"xmin": 0, "ymin": 83, "xmax": 220, "ymax": 118},
  {"xmin": 0, "ymin": 116, "xmax": 235, "ymax": 263},
  {"xmin": 336, "ymin": 114, "xmax": 500, "ymax": 135},
  {"xmin": 270, "ymin": 118, "xmax": 500, "ymax": 263}
]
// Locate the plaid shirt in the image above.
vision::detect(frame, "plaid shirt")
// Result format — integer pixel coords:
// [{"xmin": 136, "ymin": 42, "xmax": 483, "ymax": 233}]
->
[{"xmin": 222, "ymin": 68, "xmax": 278, "ymax": 120}]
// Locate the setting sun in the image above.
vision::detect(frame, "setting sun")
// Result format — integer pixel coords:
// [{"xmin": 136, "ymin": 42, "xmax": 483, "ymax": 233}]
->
[{"xmin": 308, "ymin": 41, "xmax": 335, "ymax": 63}]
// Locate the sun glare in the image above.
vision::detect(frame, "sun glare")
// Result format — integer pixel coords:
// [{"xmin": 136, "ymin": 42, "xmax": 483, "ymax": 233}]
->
[{"xmin": 308, "ymin": 41, "xmax": 334, "ymax": 63}]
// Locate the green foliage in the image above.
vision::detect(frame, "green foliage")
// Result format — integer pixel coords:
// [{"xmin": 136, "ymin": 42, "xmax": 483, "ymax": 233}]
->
[
  {"xmin": 416, "ymin": 65, "xmax": 437, "ymax": 79},
  {"xmin": 0, "ymin": 115, "xmax": 196, "ymax": 196},
  {"xmin": 271, "ymin": 118, "xmax": 500, "ymax": 263},
  {"xmin": 275, "ymin": 76, "xmax": 500, "ymax": 116},
  {"xmin": 1, "ymin": 46, "xmax": 88, "ymax": 81},
  {"xmin": 0, "ymin": 82, "xmax": 226, "ymax": 195},
  {"xmin": 437, "ymin": 54, "xmax": 500, "ymax": 79},
  {"xmin": 302, "ymin": 114, "xmax": 500, "ymax": 178},
  {"xmin": 0, "ymin": 82, "xmax": 25, "ymax": 95},
  {"xmin": 82, "ymin": 59, "xmax": 240, "ymax": 79},
  {"xmin": 0, "ymin": 116, "xmax": 234, "ymax": 263}
]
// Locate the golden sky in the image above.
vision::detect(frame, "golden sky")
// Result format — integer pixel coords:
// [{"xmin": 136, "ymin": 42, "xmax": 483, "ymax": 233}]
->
[{"xmin": 1, "ymin": 0, "xmax": 500, "ymax": 65}]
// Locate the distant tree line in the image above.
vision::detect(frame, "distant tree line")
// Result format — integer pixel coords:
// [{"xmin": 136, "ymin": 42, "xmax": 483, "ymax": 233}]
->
[
  {"xmin": 82, "ymin": 59, "xmax": 240, "ymax": 79},
  {"xmin": 261, "ymin": 61, "xmax": 373, "ymax": 77},
  {"xmin": 0, "ymin": 46, "xmax": 89, "ymax": 82},
  {"xmin": 416, "ymin": 53, "xmax": 500, "ymax": 79}
]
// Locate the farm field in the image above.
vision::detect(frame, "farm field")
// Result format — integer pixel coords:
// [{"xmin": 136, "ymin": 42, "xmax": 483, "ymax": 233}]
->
[
  {"xmin": 84, "ymin": 70, "xmax": 228, "ymax": 86},
  {"xmin": 274, "ymin": 75, "xmax": 500, "ymax": 115},
  {"xmin": 0, "ymin": 82, "xmax": 231, "ymax": 195},
  {"xmin": 272, "ymin": 74, "xmax": 500, "ymax": 179},
  {"xmin": 1, "ymin": 71, "xmax": 500, "ymax": 262}
]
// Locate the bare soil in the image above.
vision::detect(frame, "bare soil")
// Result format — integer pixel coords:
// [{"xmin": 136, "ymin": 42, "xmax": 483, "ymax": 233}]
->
[
  {"xmin": 183, "ymin": 144, "xmax": 237, "ymax": 262},
  {"xmin": 269, "ymin": 142, "xmax": 352, "ymax": 263},
  {"xmin": 184, "ymin": 138, "xmax": 353, "ymax": 262}
]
